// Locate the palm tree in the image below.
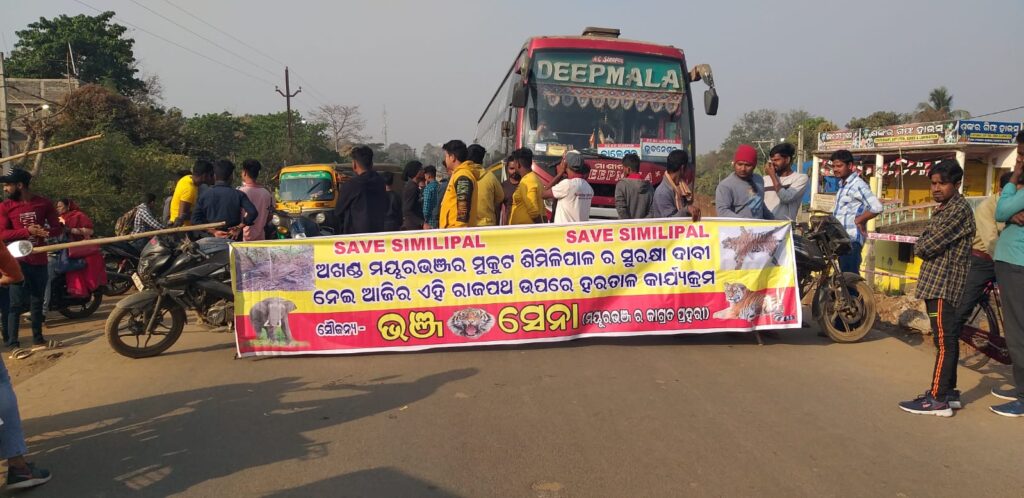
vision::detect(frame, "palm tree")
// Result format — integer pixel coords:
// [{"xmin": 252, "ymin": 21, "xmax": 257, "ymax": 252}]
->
[{"xmin": 915, "ymin": 87, "xmax": 970, "ymax": 121}]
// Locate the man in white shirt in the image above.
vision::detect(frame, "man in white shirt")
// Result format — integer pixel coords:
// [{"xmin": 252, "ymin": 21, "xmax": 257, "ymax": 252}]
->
[
  {"xmin": 763, "ymin": 142, "xmax": 809, "ymax": 221},
  {"xmin": 544, "ymin": 151, "xmax": 593, "ymax": 223}
]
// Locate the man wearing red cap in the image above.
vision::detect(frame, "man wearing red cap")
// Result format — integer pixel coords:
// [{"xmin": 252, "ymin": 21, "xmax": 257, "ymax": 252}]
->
[{"xmin": 715, "ymin": 144, "xmax": 773, "ymax": 220}]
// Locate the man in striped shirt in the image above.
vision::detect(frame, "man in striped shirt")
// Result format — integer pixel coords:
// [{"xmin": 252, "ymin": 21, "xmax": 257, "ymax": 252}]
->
[{"xmin": 831, "ymin": 150, "xmax": 884, "ymax": 275}]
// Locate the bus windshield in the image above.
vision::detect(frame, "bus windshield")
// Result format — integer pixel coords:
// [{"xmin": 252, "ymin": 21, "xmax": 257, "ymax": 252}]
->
[
  {"xmin": 278, "ymin": 171, "xmax": 335, "ymax": 202},
  {"xmin": 524, "ymin": 50, "xmax": 690, "ymax": 163}
]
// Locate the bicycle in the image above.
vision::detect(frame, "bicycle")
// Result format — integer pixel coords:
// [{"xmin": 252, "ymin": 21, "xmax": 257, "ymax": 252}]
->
[{"xmin": 959, "ymin": 280, "xmax": 1011, "ymax": 369}]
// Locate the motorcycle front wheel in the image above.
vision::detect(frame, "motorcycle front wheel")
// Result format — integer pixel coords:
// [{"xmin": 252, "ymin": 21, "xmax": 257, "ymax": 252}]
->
[
  {"xmin": 105, "ymin": 300, "xmax": 186, "ymax": 358},
  {"xmin": 817, "ymin": 276, "xmax": 876, "ymax": 343}
]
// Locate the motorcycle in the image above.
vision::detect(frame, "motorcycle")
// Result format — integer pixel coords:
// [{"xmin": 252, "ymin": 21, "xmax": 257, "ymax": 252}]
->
[
  {"xmin": 50, "ymin": 268, "xmax": 105, "ymax": 319},
  {"xmin": 5, "ymin": 241, "xmax": 103, "ymax": 320},
  {"xmin": 794, "ymin": 212, "xmax": 877, "ymax": 343},
  {"xmin": 104, "ymin": 234, "xmax": 233, "ymax": 358},
  {"xmin": 102, "ymin": 240, "xmax": 141, "ymax": 296}
]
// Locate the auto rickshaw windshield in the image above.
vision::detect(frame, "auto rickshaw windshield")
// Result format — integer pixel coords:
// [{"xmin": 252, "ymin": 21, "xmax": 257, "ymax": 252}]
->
[{"xmin": 278, "ymin": 171, "xmax": 335, "ymax": 202}]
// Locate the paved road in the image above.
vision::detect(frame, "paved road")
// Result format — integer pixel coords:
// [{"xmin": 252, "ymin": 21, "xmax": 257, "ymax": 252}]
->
[{"xmin": 8, "ymin": 312, "xmax": 1024, "ymax": 497}]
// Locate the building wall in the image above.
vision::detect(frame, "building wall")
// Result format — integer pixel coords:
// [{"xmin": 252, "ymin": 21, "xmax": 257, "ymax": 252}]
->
[{"xmin": 0, "ymin": 76, "xmax": 79, "ymax": 157}]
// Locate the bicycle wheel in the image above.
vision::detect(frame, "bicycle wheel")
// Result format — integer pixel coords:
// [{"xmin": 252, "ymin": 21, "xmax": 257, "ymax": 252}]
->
[{"xmin": 959, "ymin": 300, "xmax": 999, "ymax": 370}]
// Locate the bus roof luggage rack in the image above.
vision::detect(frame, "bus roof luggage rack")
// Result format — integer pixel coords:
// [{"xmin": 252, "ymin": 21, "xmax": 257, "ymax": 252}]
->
[{"xmin": 581, "ymin": 27, "xmax": 620, "ymax": 38}]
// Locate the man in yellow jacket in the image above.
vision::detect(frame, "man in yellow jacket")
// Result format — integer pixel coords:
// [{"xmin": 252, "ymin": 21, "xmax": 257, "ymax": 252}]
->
[
  {"xmin": 439, "ymin": 140, "xmax": 479, "ymax": 228},
  {"xmin": 509, "ymin": 147, "xmax": 545, "ymax": 225},
  {"xmin": 467, "ymin": 144, "xmax": 505, "ymax": 226}
]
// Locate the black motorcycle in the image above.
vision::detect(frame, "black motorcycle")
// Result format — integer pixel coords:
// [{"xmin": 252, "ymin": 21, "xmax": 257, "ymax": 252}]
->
[
  {"xmin": 102, "ymin": 240, "xmax": 141, "ymax": 296},
  {"xmin": 794, "ymin": 212, "xmax": 877, "ymax": 342},
  {"xmin": 104, "ymin": 235, "xmax": 233, "ymax": 358}
]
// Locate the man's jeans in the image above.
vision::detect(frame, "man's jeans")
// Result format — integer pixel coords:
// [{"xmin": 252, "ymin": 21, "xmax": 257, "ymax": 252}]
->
[
  {"xmin": 838, "ymin": 241, "xmax": 863, "ymax": 275},
  {"xmin": 42, "ymin": 254, "xmax": 57, "ymax": 313},
  {"xmin": 6, "ymin": 263, "xmax": 49, "ymax": 346},
  {"xmin": 995, "ymin": 260, "xmax": 1024, "ymax": 401},
  {"xmin": 0, "ymin": 355, "xmax": 28, "ymax": 459},
  {"xmin": 0, "ymin": 287, "xmax": 9, "ymax": 345}
]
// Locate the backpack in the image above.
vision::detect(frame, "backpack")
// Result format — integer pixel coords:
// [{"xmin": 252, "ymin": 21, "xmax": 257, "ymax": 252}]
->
[{"xmin": 114, "ymin": 206, "xmax": 140, "ymax": 236}]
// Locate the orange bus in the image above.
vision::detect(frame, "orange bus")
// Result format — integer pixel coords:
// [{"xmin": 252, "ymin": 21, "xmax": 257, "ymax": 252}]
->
[{"xmin": 475, "ymin": 27, "xmax": 718, "ymax": 219}]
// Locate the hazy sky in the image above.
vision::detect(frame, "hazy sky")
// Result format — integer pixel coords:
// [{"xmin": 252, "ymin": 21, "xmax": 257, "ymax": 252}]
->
[{"xmin": 3, "ymin": 0, "xmax": 1022, "ymax": 153}]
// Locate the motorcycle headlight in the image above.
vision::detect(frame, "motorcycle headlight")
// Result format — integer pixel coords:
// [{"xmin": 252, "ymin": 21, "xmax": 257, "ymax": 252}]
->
[
  {"xmin": 314, "ymin": 212, "xmax": 327, "ymax": 224},
  {"xmin": 271, "ymin": 214, "xmax": 282, "ymax": 226}
]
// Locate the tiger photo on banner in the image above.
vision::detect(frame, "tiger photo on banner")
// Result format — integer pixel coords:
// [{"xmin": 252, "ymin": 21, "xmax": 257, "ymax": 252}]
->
[{"xmin": 230, "ymin": 219, "xmax": 802, "ymax": 357}]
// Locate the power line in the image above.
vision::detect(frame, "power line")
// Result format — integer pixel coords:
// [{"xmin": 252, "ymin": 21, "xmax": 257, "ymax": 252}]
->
[
  {"xmin": 162, "ymin": 0, "xmax": 287, "ymax": 67},
  {"xmin": 126, "ymin": 0, "xmax": 280, "ymax": 79},
  {"xmin": 287, "ymin": 69, "xmax": 331, "ymax": 107},
  {"xmin": 72, "ymin": 0, "xmax": 276, "ymax": 87},
  {"xmin": 969, "ymin": 105, "xmax": 1024, "ymax": 120},
  {"xmin": 157, "ymin": 0, "xmax": 335, "ymax": 110}
]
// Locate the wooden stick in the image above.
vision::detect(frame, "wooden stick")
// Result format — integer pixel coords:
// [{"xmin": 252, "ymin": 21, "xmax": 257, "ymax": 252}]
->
[
  {"xmin": 0, "ymin": 134, "xmax": 104, "ymax": 165},
  {"xmin": 30, "ymin": 222, "xmax": 226, "ymax": 254}
]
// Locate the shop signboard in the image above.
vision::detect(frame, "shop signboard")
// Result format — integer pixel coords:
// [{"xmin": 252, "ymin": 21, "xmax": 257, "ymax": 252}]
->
[
  {"xmin": 957, "ymin": 120, "xmax": 1023, "ymax": 144},
  {"xmin": 818, "ymin": 129, "xmax": 856, "ymax": 152},
  {"xmin": 853, "ymin": 121, "xmax": 957, "ymax": 149}
]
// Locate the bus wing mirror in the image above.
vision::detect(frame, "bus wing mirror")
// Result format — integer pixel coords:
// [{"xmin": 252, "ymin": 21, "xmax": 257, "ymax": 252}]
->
[
  {"xmin": 511, "ymin": 82, "xmax": 528, "ymax": 108},
  {"xmin": 704, "ymin": 88, "xmax": 719, "ymax": 116},
  {"xmin": 691, "ymin": 64, "xmax": 719, "ymax": 116},
  {"xmin": 528, "ymin": 108, "xmax": 538, "ymax": 131}
]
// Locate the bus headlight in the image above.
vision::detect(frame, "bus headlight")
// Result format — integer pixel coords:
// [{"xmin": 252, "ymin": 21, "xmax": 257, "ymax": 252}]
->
[
  {"xmin": 271, "ymin": 214, "xmax": 282, "ymax": 226},
  {"xmin": 314, "ymin": 212, "xmax": 327, "ymax": 224}
]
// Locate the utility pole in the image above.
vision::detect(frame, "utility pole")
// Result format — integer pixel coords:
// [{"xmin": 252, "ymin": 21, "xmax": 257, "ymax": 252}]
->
[
  {"xmin": 382, "ymin": 105, "xmax": 389, "ymax": 147},
  {"xmin": 0, "ymin": 52, "xmax": 10, "ymax": 162},
  {"xmin": 275, "ymin": 66, "xmax": 301, "ymax": 165},
  {"xmin": 797, "ymin": 125, "xmax": 805, "ymax": 172}
]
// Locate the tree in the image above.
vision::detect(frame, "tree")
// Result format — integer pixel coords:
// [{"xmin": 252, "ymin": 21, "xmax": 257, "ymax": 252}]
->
[
  {"xmin": 234, "ymin": 112, "xmax": 340, "ymax": 176},
  {"xmin": 385, "ymin": 143, "xmax": 416, "ymax": 163},
  {"xmin": 421, "ymin": 143, "xmax": 444, "ymax": 166},
  {"xmin": 784, "ymin": 116, "xmax": 837, "ymax": 155},
  {"xmin": 777, "ymin": 110, "xmax": 811, "ymax": 140},
  {"xmin": 915, "ymin": 86, "xmax": 970, "ymax": 122},
  {"xmin": 5, "ymin": 12, "xmax": 146, "ymax": 96},
  {"xmin": 720, "ymin": 109, "xmax": 781, "ymax": 163},
  {"xmin": 310, "ymin": 104, "xmax": 367, "ymax": 154},
  {"xmin": 695, "ymin": 149, "xmax": 733, "ymax": 198},
  {"xmin": 34, "ymin": 132, "xmax": 189, "ymax": 233},
  {"xmin": 183, "ymin": 112, "xmax": 242, "ymax": 161},
  {"xmin": 846, "ymin": 111, "xmax": 911, "ymax": 129}
]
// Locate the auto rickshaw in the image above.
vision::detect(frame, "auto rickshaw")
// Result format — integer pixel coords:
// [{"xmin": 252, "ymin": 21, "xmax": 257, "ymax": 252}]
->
[{"xmin": 271, "ymin": 163, "xmax": 352, "ymax": 237}]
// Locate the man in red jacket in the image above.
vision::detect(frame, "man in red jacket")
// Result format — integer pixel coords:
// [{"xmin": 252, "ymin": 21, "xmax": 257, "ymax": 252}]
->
[{"xmin": 0, "ymin": 169, "xmax": 61, "ymax": 348}]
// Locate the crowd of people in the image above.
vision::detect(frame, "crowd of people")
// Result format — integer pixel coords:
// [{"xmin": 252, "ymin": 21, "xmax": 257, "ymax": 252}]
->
[{"xmin": 332, "ymin": 139, "xmax": 703, "ymax": 237}]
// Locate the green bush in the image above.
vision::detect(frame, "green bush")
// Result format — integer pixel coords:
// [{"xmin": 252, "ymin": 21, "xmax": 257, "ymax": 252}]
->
[{"xmin": 33, "ymin": 132, "xmax": 190, "ymax": 235}]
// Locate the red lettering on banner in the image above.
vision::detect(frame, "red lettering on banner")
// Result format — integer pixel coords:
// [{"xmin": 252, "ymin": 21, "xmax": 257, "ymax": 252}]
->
[
  {"xmin": 565, "ymin": 228, "xmax": 614, "ymax": 244},
  {"xmin": 617, "ymin": 224, "xmax": 709, "ymax": 241},
  {"xmin": 334, "ymin": 239, "xmax": 386, "ymax": 255},
  {"xmin": 391, "ymin": 235, "xmax": 487, "ymax": 252}
]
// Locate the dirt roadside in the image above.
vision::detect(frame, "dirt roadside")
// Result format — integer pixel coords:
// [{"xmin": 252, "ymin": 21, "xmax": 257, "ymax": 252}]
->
[{"xmin": 5, "ymin": 302, "xmax": 115, "ymax": 386}]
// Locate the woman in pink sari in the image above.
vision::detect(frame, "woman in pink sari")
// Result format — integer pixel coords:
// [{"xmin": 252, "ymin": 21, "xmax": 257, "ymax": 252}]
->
[{"xmin": 55, "ymin": 199, "xmax": 107, "ymax": 298}]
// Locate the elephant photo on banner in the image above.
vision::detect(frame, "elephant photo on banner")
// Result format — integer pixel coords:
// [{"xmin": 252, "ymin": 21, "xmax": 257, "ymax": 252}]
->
[{"xmin": 250, "ymin": 297, "xmax": 297, "ymax": 344}]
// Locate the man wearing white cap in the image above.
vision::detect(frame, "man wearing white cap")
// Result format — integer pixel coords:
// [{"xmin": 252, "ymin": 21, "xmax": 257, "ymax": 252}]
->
[{"xmin": 543, "ymin": 151, "xmax": 594, "ymax": 223}]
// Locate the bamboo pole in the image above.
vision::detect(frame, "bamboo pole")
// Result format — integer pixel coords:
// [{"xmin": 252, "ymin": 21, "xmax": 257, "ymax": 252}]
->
[
  {"xmin": 30, "ymin": 222, "xmax": 226, "ymax": 254},
  {"xmin": 0, "ymin": 134, "xmax": 103, "ymax": 165}
]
